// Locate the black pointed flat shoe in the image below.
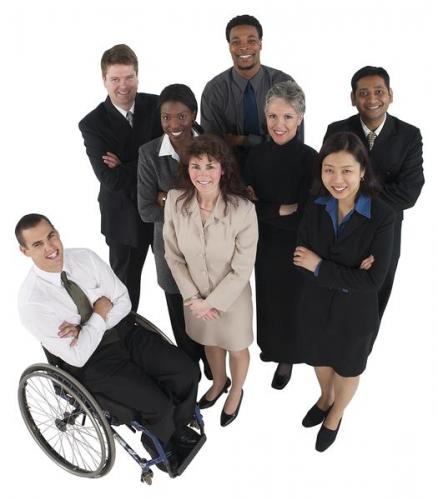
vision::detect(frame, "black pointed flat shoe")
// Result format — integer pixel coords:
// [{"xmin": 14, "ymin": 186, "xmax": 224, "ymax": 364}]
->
[
  {"xmin": 220, "ymin": 389, "xmax": 244, "ymax": 427},
  {"xmin": 271, "ymin": 363, "xmax": 293, "ymax": 390},
  {"xmin": 198, "ymin": 378, "xmax": 231, "ymax": 409},
  {"xmin": 302, "ymin": 403, "xmax": 334, "ymax": 428},
  {"xmin": 315, "ymin": 418, "xmax": 342, "ymax": 452}
]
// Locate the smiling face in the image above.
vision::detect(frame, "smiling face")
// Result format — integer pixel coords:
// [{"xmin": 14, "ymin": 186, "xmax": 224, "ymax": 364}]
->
[
  {"xmin": 351, "ymin": 75, "xmax": 393, "ymax": 130},
  {"xmin": 103, "ymin": 64, "xmax": 138, "ymax": 111},
  {"xmin": 160, "ymin": 101, "xmax": 196, "ymax": 145},
  {"xmin": 20, "ymin": 220, "xmax": 64, "ymax": 273},
  {"xmin": 228, "ymin": 25, "xmax": 262, "ymax": 76},
  {"xmin": 188, "ymin": 154, "xmax": 223, "ymax": 196},
  {"xmin": 265, "ymin": 98, "xmax": 303, "ymax": 145},
  {"xmin": 321, "ymin": 151, "xmax": 364, "ymax": 208}
]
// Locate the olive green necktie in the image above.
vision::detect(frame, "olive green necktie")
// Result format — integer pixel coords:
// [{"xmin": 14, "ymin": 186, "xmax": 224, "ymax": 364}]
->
[{"xmin": 60, "ymin": 271, "xmax": 93, "ymax": 324}]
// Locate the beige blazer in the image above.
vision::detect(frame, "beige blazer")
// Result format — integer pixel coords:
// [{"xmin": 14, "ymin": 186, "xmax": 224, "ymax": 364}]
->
[
  {"xmin": 163, "ymin": 188, "xmax": 258, "ymax": 351},
  {"xmin": 163, "ymin": 189, "xmax": 258, "ymax": 311}
]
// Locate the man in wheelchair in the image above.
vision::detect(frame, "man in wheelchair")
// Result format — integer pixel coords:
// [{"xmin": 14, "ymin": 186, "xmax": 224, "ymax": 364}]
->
[{"xmin": 17, "ymin": 213, "xmax": 202, "ymax": 474}]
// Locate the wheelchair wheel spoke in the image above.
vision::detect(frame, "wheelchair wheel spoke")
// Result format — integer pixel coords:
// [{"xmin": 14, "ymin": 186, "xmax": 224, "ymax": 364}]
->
[
  {"xmin": 19, "ymin": 365, "xmax": 115, "ymax": 477},
  {"xmin": 70, "ymin": 431, "xmax": 101, "ymax": 471}
]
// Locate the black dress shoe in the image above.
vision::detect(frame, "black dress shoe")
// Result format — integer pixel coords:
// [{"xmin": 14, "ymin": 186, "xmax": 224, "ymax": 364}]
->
[
  {"xmin": 173, "ymin": 426, "xmax": 200, "ymax": 447},
  {"xmin": 220, "ymin": 390, "xmax": 244, "ymax": 427},
  {"xmin": 271, "ymin": 363, "xmax": 293, "ymax": 390},
  {"xmin": 315, "ymin": 418, "xmax": 342, "ymax": 452},
  {"xmin": 198, "ymin": 378, "xmax": 231, "ymax": 409},
  {"xmin": 302, "ymin": 403, "xmax": 334, "ymax": 428}
]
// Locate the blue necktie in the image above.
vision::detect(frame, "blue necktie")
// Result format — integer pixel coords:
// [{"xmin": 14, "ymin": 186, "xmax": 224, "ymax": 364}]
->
[{"xmin": 243, "ymin": 81, "xmax": 259, "ymax": 135}]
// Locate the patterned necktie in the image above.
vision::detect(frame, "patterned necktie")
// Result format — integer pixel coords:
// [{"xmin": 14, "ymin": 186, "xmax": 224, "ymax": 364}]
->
[
  {"xmin": 243, "ymin": 81, "xmax": 259, "ymax": 135},
  {"xmin": 61, "ymin": 271, "xmax": 93, "ymax": 324},
  {"xmin": 126, "ymin": 110, "xmax": 134, "ymax": 127},
  {"xmin": 367, "ymin": 131, "xmax": 377, "ymax": 150}
]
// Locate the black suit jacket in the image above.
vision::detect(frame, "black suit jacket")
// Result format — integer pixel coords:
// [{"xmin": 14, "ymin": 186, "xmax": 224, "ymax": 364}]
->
[
  {"xmin": 79, "ymin": 93, "xmax": 162, "ymax": 247},
  {"xmin": 296, "ymin": 197, "xmax": 395, "ymax": 376},
  {"xmin": 324, "ymin": 114, "xmax": 424, "ymax": 219}
]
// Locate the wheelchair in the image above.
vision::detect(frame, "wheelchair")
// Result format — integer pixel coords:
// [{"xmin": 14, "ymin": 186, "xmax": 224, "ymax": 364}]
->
[{"xmin": 18, "ymin": 312, "xmax": 206, "ymax": 485}]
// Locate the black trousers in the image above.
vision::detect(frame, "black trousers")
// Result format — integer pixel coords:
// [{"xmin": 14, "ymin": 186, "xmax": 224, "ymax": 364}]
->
[
  {"xmin": 165, "ymin": 292, "xmax": 210, "ymax": 371},
  {"xmin": 378, "ymin": 218, "xmax": 402, "ymax": 319},
  {"xmin": 74, "ymin": 320, "xmax": 199, "ymax": 444},
  {"xmin": 108, "ymin": 242, "xmax": 149, "ymax": 312}
]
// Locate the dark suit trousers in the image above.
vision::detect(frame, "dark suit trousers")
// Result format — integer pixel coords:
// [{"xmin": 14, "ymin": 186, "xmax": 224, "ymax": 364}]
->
[
  {"xmin": 378, "ymin": 218, "xmax": 402, "ymax": 319},
  {"xmin": 77, "ymin": 323, "xmax": 200, "ymax": 444},
  {"xmin": 108, "ymin": 241, "xmax": 149, "ymax": 312},
  {"xmin": 164, "ymin": 292, "xmax": 210, "ymax": 372}
]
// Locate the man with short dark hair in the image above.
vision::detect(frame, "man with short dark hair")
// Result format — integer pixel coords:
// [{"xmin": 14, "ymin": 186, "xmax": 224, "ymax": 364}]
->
[
  {"xmin": 79, "ymin": 44, "xmax": 162, "ymax": 311},
  {"xmin": 324, "ymin": 66, "xmax": 424, "ymax": 317},
  {"xmin": 17, "ymin": 213, "xmax": 199, "ymax": 458},
  {"xmin": 201, "ymin": 15, "xmax": 301, "ymax": 164}
]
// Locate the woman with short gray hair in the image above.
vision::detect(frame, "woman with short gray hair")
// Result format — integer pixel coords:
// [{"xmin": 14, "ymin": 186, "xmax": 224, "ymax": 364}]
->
[{"xmin": 244, "ymin": 80, "xmax": 317, "ymax": 390}]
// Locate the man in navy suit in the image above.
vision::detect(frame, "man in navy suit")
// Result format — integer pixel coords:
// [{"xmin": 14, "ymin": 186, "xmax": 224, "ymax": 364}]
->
[
  {"xmin": 79, "ymin": 44, "xmax": 161, "ymax": 311},
  {"xmin": 325, "ymin": 66, "xmax": 424, "ymax": 318}
]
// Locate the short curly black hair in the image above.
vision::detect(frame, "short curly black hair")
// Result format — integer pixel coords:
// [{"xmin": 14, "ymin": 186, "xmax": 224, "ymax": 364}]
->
[{"xmin": 225, "ymin": 15, "xmax": 263, "ymax": 41}]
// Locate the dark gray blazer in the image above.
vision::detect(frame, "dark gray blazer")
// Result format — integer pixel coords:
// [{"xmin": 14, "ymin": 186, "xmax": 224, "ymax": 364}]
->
[{"xmin": 138, "ymin": 135, "xmax": 180, "ymax": 294}]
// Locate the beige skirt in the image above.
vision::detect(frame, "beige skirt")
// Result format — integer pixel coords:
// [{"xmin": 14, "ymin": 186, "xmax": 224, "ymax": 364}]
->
[{"xmin": 183, "ymin": 284, "xmax": 253, "ymax": 351}]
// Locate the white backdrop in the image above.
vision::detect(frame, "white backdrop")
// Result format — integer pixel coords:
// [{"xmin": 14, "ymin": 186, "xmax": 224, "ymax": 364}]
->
[{"xmin": 2, "ymin": 1, "xmax": 436, "ymax": 499}]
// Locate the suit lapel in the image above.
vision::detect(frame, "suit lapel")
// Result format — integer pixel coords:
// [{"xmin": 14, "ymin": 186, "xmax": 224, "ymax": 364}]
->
[
  {"xmin": 348, "ymin": 115, "xmax": 368, "ymax": 149},
  {"xmin": 372, "ymin": 114, "xmax": 395, "ymax": 152},
  {"xmin": 336, "ymin": 211, "xmax": 370, "ymax": 243}
]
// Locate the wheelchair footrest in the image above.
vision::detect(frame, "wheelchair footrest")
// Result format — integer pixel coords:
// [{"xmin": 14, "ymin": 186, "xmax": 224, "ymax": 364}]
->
[{"xmin": 174, "ymin": 433, "xmax": 207, "ymax": 477}]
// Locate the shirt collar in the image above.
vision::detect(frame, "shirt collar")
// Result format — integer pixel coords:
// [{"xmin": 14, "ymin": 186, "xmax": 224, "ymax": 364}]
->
[
  {"xmin": 360, "ymin": 114, "xmax": 386, "ymax": 137},
  {"xmin": 231, "ymin": 66, "xmax": 263, "ymax": 93},
  {"xmin": 33, "ymin": 261, "xmax": 63, "ymax": 285},
  {"xmin": 158, "ymin": 130, "xmax": 199, "ymax": 160},
  {"xmin": 113, "ymin": 101, "xmax": 135, "ymax": 119},
  {"xmin": 314, "ymin": 193, "xmax": 371, "ymax": 219}
]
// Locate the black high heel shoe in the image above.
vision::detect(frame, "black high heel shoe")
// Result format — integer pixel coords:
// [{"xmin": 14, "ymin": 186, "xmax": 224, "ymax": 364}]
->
[
  {"xmin": 198, "ymin": 378, "xmax": 231, "ymax": 409},
  {"xmin": 220, "ymin": 389, "xmax": 244, "ymax": 427},
  {"xmin": 315, "ymin": 417, "xmax": 342, "ymax": 452},
  {"xmin": 302, "ymin": 402, "xmax": 334, "ymax": 428}
]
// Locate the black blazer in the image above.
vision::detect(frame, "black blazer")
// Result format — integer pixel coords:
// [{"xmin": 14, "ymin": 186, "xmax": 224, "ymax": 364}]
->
[
  {"xmin": 79, "ymin": 93, "xmax": 162, "ymax": 247},
  {"xmin": 296, "ymin": 197, "xmax": 395, "ymax": 376},
  {"xmin": 324, "ymin": 114, "xmax": 424, "ymax": 219}
]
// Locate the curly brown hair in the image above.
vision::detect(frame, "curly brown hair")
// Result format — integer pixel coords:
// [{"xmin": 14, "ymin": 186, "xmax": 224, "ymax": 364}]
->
[{"xmin": 174, "ymin": 134, "xmax": 250, "ymax": 212}]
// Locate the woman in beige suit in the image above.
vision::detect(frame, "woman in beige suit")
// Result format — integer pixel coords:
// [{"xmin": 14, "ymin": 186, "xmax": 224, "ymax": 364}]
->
[{"xmin": 163, "ymin": 135, "xmax": 258, "ymax": 427}]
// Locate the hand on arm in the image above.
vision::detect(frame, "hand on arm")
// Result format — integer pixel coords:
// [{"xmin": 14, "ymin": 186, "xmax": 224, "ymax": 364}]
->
[
  {"xmin": 58, "ymin": 322, "xmax": 81, "ymax": 347},
  {"xmin": 279, "ymin": 203, "xmax": 298, "ymax": 216},
  {"xmin": 157, "ymin": 191, "xmax": 167, "ymax": 208},
  {"xmin": 93, "ymin": 296, "xmax": 113, "ymax": 320},
  {"xmin": 102, "ymin": 151, "xmax": 121, "ymax": 169},
  {"xmin": 226, "ymin": 134, "xmax": 248, "ymax": 146},
  {"xmin": 293, "ymin": 246, "xmax": 322, "ymax": 273},
  {"xmin": 359, "ymin": 254, "xmax": 375, "ymax": 270}
]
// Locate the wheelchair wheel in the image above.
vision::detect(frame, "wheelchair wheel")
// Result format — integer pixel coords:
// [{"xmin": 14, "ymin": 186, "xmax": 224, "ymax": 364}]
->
[{"xmin": 18, "ymin": 363, "xmax": 115, "ymax": 478}]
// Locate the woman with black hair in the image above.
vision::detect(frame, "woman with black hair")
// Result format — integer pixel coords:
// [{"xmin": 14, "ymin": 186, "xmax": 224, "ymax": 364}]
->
[
  {"xmin": 137, "ymin": 84, "xmax": 210, "ymax": 378},
  {"xmin": 293, "ymin": 132, "xmax": 395, "ymax": 451}
]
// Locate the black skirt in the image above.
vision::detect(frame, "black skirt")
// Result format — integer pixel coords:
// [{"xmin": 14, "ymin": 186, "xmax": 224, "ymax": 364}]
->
[{"xmin": 255, "ymin": 224, "xmax": 305, "ymax": 363}]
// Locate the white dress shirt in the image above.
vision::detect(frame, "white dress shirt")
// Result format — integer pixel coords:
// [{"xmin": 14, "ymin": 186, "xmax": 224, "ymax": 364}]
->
[
  {"xmin": 113, "ymin": 102, "xmax": 135, "ymax": 119},
  {"xmin": 18, "ymin": 248, "xmax": 131, "ymax": 367},
  {"xmin": 360, "ymin": 114, "xmax": 387, "ymax": 137},
  {"xmin": 158, "ymin": 129, "xmax": 199, "ymax": 161}
]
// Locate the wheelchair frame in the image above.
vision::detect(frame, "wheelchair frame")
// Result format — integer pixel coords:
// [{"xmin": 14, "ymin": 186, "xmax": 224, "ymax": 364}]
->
[{"xmin": 18, "ymin": 312, "xmax": 206, "ymax": 485}]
